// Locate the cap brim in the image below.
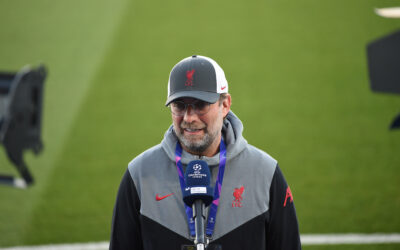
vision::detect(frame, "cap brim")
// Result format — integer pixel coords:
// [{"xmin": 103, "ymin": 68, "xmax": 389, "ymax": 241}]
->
[{"xmin": 165, "ymin": 91, "xmax": 219, "ymax": 106}]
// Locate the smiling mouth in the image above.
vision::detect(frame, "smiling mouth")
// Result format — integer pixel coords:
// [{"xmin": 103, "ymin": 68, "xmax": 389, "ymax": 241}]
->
[
  {"xmin": 183, "ymin": 128, "xmax": 204, "ymax": 134},
  {"xmin": 185, "ymin": 128, "xmax": 201, "ymax": 131}
]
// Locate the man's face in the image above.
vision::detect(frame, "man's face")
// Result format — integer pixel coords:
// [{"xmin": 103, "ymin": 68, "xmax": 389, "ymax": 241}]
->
[{"xmin": 171, "ymin": 96, "xmax": 231, "ymax": 156}]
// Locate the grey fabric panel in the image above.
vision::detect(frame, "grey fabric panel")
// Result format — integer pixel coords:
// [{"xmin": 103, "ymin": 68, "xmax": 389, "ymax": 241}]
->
[
  {"xmin": 128, "ymin": 145, "xmax": 191, "ymax": 239},
  {"xmin": 210, "ymin": 145, "xmax": 277, "ymax": 240},
  {"xmin": 128, "ymin": 143, "xmax": 277, "ymax": 241}
]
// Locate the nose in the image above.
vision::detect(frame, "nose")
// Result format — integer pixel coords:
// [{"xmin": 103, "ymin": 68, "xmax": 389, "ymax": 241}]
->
[{"xmin": 183, "ymin": 105, "xmax": 198, "ymax": 123}]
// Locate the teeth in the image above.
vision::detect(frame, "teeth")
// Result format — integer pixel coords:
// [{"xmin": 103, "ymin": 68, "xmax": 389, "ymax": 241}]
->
[{"xmin": 185, "ymin": 128, "xmax": 200, "ymax": 132}]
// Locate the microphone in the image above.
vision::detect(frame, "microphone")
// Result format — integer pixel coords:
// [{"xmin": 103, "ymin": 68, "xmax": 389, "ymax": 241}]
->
[{"xmin": 183, "ymin": 160, "xmax": 214, "ymax": 250}]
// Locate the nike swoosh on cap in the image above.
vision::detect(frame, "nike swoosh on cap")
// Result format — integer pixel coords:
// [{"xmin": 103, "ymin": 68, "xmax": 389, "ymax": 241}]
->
[{"xmin": 155, "ymin": 193, "xmax": 174, "ymax": 201}]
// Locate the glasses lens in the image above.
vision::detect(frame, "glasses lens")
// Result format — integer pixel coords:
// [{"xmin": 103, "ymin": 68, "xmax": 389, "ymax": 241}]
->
[
  {"xmin": 170, "ymin": 101, "xmax": 186, "ymax": 116},
  {"xmin": 170, "ymin": 100, "xmax": 211, "ymax": 116},
  {"xmin": 193, "ymin": 101, "xmax": 210, "ymax": 115}
]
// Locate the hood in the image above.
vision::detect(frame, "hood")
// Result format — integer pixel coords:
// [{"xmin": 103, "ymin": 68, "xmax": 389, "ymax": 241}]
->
[{"xmin": 161, "ymin": 111, "xmax": 248, "ymax": 166}]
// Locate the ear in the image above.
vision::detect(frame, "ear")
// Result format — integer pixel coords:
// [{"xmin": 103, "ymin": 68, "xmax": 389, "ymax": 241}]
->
[{"xmin": 221, "ymin": 94, "xmax": 231, "ymax": 117}]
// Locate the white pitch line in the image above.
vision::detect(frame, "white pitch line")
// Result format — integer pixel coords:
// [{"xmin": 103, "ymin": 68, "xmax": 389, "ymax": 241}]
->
[
  {"xmin": 1, "ymin": 234, "xmax": 400, "ymax": 249},
  {"xmin": 301, "ymin": 233, "xmax": 400, "ymax": 245},
  {"xmin": 375, "ymin": 7, "xmax": 400, "ymax": 18},
  {"xmin": 0, "ymin": 242, "xmax": 109, "ymax": 250}
]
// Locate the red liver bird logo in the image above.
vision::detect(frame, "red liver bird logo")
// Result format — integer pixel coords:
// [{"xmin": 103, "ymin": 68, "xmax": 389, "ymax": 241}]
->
[
  {"xmin": 232, "ymin": 186, "xmax": 244, "ymax": 207},
  {"xmin": 185, "ymin": 69, "xmax": 195, "ymax": 86}
]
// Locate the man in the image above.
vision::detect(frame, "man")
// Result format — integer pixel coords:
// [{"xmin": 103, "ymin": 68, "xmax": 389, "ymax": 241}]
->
[{"xmin": 110, "ymin": 55, "xmax": 301, "ymax": 250}]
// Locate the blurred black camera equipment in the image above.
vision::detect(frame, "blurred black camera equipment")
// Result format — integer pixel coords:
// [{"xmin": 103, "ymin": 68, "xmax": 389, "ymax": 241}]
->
[
  {"xmin": 0, "ymin": 65, "xmax": 46, "ymax": 188},
  {"xmin": 367, "ymin": 29, "xmax": 400, "ymax": 129}
]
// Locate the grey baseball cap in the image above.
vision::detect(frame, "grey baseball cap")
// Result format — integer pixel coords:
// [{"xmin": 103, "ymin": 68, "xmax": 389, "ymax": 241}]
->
[{"xmin": 165, "ymin": 55, "xmax": 228, "ymax": 106}]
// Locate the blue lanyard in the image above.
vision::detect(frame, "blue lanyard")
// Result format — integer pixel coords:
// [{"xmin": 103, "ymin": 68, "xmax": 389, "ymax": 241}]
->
[{"xmin": 175, "ymin": 138, "xmax": 227, "ymax": 239}]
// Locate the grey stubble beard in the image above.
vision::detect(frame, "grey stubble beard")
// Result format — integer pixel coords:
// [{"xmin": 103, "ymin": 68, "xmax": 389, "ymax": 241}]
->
[{"xmin": 174, "ymin": 124, "xmax": 218, "ymax": 155}]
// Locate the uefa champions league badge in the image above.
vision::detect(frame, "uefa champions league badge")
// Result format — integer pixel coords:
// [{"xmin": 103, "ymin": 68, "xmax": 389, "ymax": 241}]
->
[{"xmin": 188, "ymin": 163, "xmax": 207, "ymax": 179}]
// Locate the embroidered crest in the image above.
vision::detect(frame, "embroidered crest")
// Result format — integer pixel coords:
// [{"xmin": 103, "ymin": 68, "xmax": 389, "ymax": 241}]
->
[
  {"xmin": 185, "ymin": 69, "xmax": 195, "ymax": 86},
  {"xmin": 232, "ymin": 186, "xmax": 244, "ymax": 207}
]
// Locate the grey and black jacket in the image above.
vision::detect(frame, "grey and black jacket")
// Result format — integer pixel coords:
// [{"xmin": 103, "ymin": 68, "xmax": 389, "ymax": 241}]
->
[{"xmin": 110, "ymin": 111, "xmax": 301, "ymax": 250}]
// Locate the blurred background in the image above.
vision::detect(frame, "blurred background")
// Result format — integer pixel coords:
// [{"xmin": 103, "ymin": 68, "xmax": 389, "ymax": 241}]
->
[{"xmin": 0, "ymin": 0, "xmax": 399, "ymax": 249}]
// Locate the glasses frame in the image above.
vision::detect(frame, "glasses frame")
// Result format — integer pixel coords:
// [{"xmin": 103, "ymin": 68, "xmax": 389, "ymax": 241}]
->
[{"xmin": 169, "ymin": 100, "xmax": 212, "ymax": 117}]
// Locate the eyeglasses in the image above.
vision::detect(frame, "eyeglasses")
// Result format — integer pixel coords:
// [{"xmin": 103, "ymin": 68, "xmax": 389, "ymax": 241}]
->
[{"xmin": 170, "ymin": 100, "xmax": 211, "ymax": 116}]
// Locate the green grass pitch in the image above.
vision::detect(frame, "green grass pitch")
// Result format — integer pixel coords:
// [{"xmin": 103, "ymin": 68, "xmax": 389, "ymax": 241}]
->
[{"xmin": 0, "ymin": 0, "xmax": 399, "ymax": 248}]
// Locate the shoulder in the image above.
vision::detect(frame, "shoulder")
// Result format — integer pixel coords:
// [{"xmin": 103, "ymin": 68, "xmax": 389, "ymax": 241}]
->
[
  {"xmin": 242, "ymin": 144, "xmax": 278, "ymax": 170},
  {"xmin": 227, "ymin": 143, "xmax": 278, "ymax": 185},
  {"xmin": 127, "ymin": 144, "xmax": 168, "ymax": 178}
]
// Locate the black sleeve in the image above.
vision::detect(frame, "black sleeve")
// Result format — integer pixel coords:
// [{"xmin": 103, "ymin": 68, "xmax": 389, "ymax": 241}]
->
[
  {"xmin": 109, "ymin": 170, "xmax": 143, "ymax": 250},
  {"xmin": 266, "ymin": 164, "xmax": 301, "ymax": 250}
]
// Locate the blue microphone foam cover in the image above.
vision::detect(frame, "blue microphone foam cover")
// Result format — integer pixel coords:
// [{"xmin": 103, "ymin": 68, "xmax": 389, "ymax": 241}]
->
[{"xmin": 183, "ymin": 160, "xmax": 214, "ymax": 207}]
